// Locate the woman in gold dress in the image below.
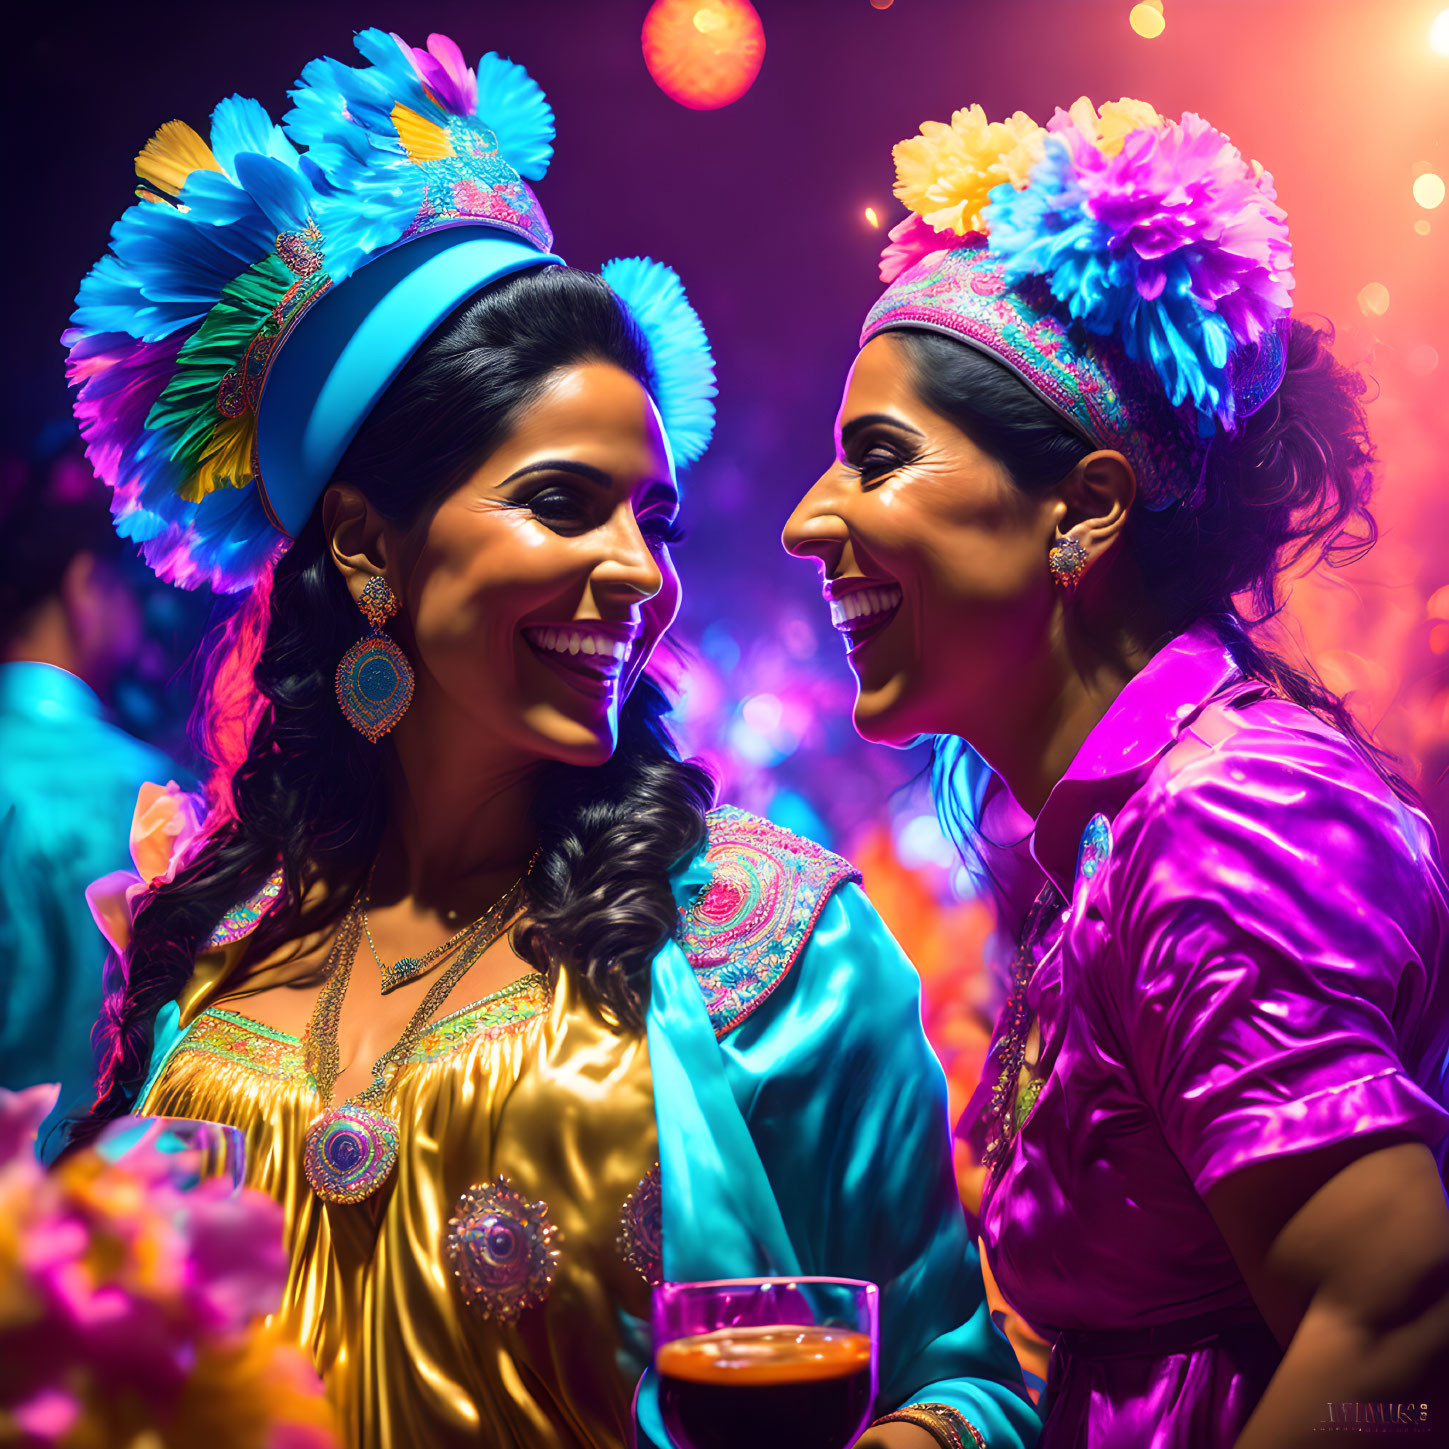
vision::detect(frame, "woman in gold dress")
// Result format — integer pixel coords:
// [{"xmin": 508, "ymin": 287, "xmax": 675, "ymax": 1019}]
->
[{"xmin": 56, "ymin": 28, "xmax": 1039, "ymax": 1449}]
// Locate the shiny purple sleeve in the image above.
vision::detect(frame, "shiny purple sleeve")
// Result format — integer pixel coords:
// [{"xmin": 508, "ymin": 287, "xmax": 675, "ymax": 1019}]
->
[{"xmin": 1103, "ymin": 720, "xmax": 1449, "ymax": 1198}]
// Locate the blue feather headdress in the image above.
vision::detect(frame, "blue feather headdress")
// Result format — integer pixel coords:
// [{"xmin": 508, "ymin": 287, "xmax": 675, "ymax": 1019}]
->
[{"xmin": 65, "ymin": 29, "xmax": 716, "ymax": 593}]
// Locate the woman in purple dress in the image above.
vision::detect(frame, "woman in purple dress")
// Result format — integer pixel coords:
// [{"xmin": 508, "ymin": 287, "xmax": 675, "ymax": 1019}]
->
[{"xmin": 784, "ymin": 97, "xmax": 1449, "ymax": 1447}]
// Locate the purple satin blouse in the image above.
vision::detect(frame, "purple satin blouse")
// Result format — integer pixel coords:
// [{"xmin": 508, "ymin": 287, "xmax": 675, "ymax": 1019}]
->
[{"xmin": 960, "ymin": 623, "xmax": 1449, "ymax": 1448}]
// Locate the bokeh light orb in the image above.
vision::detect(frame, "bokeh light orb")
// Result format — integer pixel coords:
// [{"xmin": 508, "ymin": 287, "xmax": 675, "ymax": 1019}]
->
[
  {"xmin": 1357, "ymin": 282, "xmax": 1390, "ymax": 318},
  {"xmin": 1129, "ymin": 3, "xmax": 1166, "ymax": 39},
  {"xmin": 1431, "ymin": 8, "xmax": 1449, "ymax": 55},
  {"xmin": 1413, "ymin": 171, "xmax": 1446, "ymax": 210},
  {"xmin": 1408, "ymin": 344, "xmax": 1440, "ymax": 378},
  {"xmin": 643, "ymin": 0, "xmax": 766, "ymax": 111}
]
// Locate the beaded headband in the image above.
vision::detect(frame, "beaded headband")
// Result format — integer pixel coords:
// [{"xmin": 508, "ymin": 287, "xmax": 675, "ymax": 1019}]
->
[
  {"xmin": 66, "ymin": 30, "xmax": 716, "ymax": 593},
  {"xmin": 862, "ymin": 98, "xmax": 1294, "ymax": 509}
]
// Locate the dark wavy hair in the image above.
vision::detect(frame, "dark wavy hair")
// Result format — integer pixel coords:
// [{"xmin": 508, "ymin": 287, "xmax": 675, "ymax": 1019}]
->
[
  {"xmin": 889, "ymin": 321, "xmax": 1406, "ymax": 863},
  {"xmin": 58, "ymin": 266, "xmax": 715, "ymax": 1156}
]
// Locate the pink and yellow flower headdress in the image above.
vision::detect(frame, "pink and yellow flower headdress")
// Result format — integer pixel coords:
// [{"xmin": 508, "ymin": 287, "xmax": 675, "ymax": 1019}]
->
[{"xmin": 865, "ymin": 97, "xmax": 1295, "ymax": 507}]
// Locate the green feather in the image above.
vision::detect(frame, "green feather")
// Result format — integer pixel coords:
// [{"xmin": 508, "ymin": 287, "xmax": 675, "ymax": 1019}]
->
[{"xmin": 146, "ymin": 253, "xmax": 294, "ymax": 474}]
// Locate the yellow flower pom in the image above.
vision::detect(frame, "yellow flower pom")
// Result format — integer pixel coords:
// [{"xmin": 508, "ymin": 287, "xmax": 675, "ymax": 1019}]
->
[
  {"xmin": 892, "ymin": 105, "xmax": 1046, "ymax": 237},
  {"xmin": 1054, "ymin": 96, "xmax": 1165, "ymax": 156}
]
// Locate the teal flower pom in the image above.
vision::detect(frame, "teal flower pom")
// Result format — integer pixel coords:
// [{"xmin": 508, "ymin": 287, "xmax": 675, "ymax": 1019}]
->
[{"xmin": 602, "ymin": 257, "xmax": 717, "ymax": 467}]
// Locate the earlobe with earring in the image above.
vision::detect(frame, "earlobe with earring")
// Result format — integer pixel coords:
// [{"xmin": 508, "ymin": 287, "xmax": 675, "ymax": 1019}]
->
[
  {"xmin": 1048, "ymin": 534, "xmax": 1089, "ymax": 593},
  {"xmin": 336, "ymin": 575, "xmax": 415, "ymax": 741}
]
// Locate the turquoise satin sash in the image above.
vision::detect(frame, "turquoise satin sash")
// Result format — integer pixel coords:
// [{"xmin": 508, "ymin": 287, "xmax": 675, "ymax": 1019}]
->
[{"xmin": 639, "ymin": 872, "xmax": 1040, "ymax": 1448}]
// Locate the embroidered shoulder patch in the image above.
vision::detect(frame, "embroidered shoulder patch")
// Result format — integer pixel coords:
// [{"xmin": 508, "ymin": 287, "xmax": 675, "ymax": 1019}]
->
[
  {"xmin": 678, "ymin": 806, "xmax": 861, "ymax": 1037},
  {"xmin": 204, "ymin": 867, "xmax": 284, "ymax": 950}
]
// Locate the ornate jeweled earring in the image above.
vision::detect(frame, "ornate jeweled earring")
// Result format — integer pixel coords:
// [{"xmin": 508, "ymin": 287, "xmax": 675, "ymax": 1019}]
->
[
  {"xmin": 336, "ymin": 576, "xmax": 414, "ymax": 742},
  {"xmin": 1048, "ymin": 535, "xmax": 1089, "ymax": 592}
]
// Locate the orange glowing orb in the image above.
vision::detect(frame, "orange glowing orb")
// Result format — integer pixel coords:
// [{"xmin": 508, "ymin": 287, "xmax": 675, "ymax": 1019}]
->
[
  {"xmin": 1431, "ymin": 9, "xmax": 1449, "ymax": 55},
  {"xmin": 1129, "ymin": 3, "xmax": 1166, "ymax": 38},
  {"xmin": 642, "ymin": 0, "xmax": 766, "ymax": 111},
  {"xmin": 864, "ymin": 206, "xmax": 881, "ymax": 228},
  {"xmin": 1416, "ymin": 219, "xmax": 1432, "ymax": 236}
]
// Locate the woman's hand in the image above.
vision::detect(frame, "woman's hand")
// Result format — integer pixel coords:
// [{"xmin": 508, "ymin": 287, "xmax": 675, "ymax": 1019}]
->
[{"xmin": 854, "ymin": 1423, "xmax": 942, "ymax": 1449}]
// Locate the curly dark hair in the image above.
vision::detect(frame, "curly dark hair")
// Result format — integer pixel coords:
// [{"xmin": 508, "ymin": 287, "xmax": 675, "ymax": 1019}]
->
[
  {"xmin": 59, "ymin": 265, "xmax": 715, "ymax": 1156},
  {"xmin": 891, "ymin": 320, "xmax": 1408, "ymax": 861}
]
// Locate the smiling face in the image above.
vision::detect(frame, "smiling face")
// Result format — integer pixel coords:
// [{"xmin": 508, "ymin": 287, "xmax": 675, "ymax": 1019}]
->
[
  {"xmin": 386, "ymin": 361, "xmax": 681, "ymax": 769},
  {"xmin": 782, "ymin": 332, "xmax": 1064, "ymax": 748}
]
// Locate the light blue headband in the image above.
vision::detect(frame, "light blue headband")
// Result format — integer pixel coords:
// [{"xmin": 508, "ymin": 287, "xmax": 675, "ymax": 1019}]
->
[{"xmin": 257, "ymin": 228, "xmax": 562, "ymax": 536}]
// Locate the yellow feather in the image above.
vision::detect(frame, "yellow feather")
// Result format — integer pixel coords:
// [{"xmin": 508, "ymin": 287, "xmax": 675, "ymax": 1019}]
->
[
  {"xmin": 391, "ymin": 103, "xmax": 454, "ymax": 164},
  {"xmin": 136, "ymin": 120, "xmax": 223, "ymax": 197},
  {"xmin": 181, "ymin": 414, "xmax": 256, "ymax": 503}
]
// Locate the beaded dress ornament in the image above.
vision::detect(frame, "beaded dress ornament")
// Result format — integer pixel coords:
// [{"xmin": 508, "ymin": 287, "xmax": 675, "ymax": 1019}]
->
[
  {"xmin": 447, "ymin": 1175, "xmax": 562, "ymax": 1321},
  {"xmin": 864, "ymin": 97, "xmax": 1295, "ymax": 511},
  {"xmin": 336, "ymin": 576, "xmax": 414, "ymax": 742},
  {"xmin": 617, "ymin": 1163, "xmax": 663, "ymax": 1286}
]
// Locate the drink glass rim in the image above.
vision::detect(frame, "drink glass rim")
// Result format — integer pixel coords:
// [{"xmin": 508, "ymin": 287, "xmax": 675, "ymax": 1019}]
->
[{"xmin": 656, "ymin": 1276, "xmax": 878, "ymax": 1293}]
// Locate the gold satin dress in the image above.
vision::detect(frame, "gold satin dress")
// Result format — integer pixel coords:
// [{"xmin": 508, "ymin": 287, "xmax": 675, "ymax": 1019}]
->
[{"xmin": 139, "ymin": 945, "xmax": 659, "ymax": 1449}]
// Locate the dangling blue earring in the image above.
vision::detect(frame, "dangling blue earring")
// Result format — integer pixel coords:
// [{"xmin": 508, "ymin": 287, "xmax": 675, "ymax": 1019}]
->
[{"xmin": 336, "ymin": 576, "xmax": 414, "ymax": 742}]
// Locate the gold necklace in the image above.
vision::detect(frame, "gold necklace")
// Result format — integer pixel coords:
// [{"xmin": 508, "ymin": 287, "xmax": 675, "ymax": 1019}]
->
[
  {"xmin": 301, "ymin": 872, "xmax": 528, "ymax": 1204},
  {"xmin": 362, "ymin": 902, "xmax": 490, "ymax": 995},
  {"xmin": 361, "ymin": 852, "xmax": 543, "ymax": 995}
]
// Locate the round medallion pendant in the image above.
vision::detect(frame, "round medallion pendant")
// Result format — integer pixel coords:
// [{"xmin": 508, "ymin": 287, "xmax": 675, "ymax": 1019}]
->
[
  {"xmin": 302, "ymin": 1104, "xmax": 399, "ymax": 1203},
  {"xmin": 447, "ymin": 1175, "xmax": 560, "ymax": 1322}
]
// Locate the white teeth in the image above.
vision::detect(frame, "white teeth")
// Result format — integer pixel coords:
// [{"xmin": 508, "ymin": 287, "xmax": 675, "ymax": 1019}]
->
[
  {"xmin": 827, "ymin": 585, "xmax": 902, "ymax": 633},
  {"xmin": 524, "ymin": 626, "xmax": 637, "ymax": 669}
]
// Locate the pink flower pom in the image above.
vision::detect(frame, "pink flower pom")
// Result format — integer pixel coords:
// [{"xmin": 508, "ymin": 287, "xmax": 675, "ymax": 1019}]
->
[
  {"xmin": 398, "ymin": 32, "xmax": 478, "ymax": 116},
  {"xmin": 879, "ymin": 213, "xmax": 962, "ymax": 284},
  {"xmin": 1063, "ymin": 112, "xmax": 1293, "ymax": 348}
]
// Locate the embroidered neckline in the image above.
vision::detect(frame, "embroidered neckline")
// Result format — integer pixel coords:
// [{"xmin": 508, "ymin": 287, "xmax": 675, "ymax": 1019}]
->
[{"xmin": 170, "ymin": 974, "xmax": 549, "ymax": 1082}]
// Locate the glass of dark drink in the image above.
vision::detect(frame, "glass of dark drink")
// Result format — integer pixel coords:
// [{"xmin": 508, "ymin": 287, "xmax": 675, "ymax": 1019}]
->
[{"xmin": 654, "ymin": 1276, "xmax": 879, "ymax": 1449}]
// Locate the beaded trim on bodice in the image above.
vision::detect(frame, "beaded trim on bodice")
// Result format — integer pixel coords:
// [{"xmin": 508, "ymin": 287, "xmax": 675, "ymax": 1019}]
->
[{"xmin": 165, "ymin": 975, "xmax": 550, "ymax": 1086}]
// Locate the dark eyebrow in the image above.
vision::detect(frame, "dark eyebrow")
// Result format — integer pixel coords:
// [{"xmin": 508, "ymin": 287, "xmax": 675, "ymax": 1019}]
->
[
  {"xmin": 837, "ymin": 413, "xmax": 925, "ymax": 451},
  {"xmin": 497, "ymin": 459, "xmax": 614, "ymax": 490}
]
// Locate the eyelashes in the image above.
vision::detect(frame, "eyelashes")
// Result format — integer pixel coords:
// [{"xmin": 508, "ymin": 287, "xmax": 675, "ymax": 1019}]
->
[
  {"xmin": 842, "ymin": 446, "xmax": 909, "ymax": 485},
  {"xmin": 517, "ymin": 489, "xmax": 681, "ymax": 549}
]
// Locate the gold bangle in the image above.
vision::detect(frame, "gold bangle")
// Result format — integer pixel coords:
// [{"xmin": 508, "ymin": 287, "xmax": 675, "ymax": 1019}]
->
[{"xmin": 870, "ymin": 1401, "xmax": 986, "ymax": 1449}]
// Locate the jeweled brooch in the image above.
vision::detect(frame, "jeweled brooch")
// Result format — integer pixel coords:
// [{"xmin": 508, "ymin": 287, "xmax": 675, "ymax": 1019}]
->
[
  {"xmin": 447, "ymin": 1175, "xmax": 561, "ymax": 1322},
  {"xmin": 618, "ymin": 1162, "xmax": 662, "ymax": 1286}
]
